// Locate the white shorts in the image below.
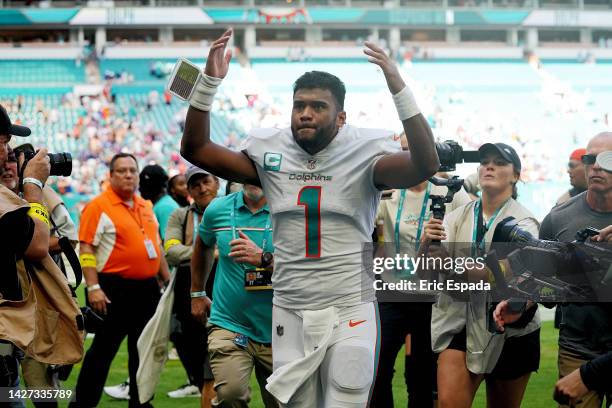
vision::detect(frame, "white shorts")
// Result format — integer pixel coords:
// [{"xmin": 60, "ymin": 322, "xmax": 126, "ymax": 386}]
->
[{"xmin": 271, "ymin": 302, "xmax": 380, "ymax": 408}]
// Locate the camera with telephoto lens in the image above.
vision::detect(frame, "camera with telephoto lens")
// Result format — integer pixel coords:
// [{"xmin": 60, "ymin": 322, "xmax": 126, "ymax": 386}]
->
[
  {"xmin": 13, "ymin": 143, "xmax": 72, "ymax": 177},
  {"xmin": 435, "ymin": 140, "xmax": 480, "ymax": 172}
]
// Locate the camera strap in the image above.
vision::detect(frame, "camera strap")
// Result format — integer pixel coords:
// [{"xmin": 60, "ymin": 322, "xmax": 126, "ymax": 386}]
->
[
  {"xmin": 49, "ymin": 216, "xmax": 83, "ymax": 292},
  {"xmin": 59, "ymin": 236, "xmax": 82, "ymax": 291}
]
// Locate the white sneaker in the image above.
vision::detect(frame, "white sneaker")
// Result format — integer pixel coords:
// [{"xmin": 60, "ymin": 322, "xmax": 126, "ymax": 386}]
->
[
  {"xmin": 104, "ymin": 381, "xmax": 130, "ymax": 400},
  {"xmin": 167, "ymin": 384, "xmax": 201, "ymax": 398}
]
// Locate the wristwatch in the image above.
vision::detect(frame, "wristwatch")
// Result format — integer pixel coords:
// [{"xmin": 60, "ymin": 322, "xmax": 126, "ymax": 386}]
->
[{"xmin": 260, "ymin": 251, "xmax": 273, "ymax": 268}]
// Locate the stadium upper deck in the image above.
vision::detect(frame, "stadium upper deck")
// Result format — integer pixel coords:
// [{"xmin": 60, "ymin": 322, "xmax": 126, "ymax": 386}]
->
[{"xmin": 1, "ymin": 0, "xmax": 612, "ymax": 61}]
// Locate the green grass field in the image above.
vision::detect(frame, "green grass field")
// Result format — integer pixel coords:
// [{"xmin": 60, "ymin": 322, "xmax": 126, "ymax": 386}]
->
[{"xmin": 51, "ymin": 321, "xmax": 559, "ymax": 408}]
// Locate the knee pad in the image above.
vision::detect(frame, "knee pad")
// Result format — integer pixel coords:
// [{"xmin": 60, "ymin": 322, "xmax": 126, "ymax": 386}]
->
[{"xmin": 329, "ymin": 345, "xmax": 374, "ymax": 394}]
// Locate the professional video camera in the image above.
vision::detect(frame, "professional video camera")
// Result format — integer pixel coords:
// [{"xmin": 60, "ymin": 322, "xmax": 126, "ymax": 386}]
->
[
  {"xmin": 485, "ymin": 217, "xmax": 612, "ymax": 303},
  {"xmin": 13, "ymin": 143, "xmax": 72, "ymax": 178},
  {"xmin": 435, "ymin": 140, "xmax": 480, "ymax": 172}
]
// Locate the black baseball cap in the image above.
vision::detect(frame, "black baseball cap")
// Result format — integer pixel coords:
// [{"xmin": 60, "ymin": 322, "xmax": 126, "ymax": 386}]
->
[
  {"xmin": 0, "ymin": 104, "xmax": 31, "ymax": 137},
  {"xmin": 478, "ymin": 143, "xmax": 521, "ymax": 172},
  {"xmin": 140, "ymin": 164, "xmax": 169, "ymax": 188}
]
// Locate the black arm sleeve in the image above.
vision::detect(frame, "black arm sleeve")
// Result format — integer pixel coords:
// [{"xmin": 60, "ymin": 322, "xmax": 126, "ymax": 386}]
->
[
  {"xmin": 0, "ymin": 209, "xmax": 35, "ymax": 256},
  {"xmin": 580, "ymin": 351, "xmax": 612, "ymax": 392}
]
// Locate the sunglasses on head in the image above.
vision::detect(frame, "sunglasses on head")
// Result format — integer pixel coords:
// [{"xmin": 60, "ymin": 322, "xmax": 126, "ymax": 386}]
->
[{"xmin": 581, "ymin": 154, "xmax": 597, "ymax": 165}]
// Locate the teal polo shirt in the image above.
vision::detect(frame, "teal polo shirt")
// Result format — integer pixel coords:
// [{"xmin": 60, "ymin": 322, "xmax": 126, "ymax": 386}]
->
[
  {"xmin": 199, "ymin": 191, "xmax": 273, "ymax": 344},
  {"xmin": 154, "ymin": 194, "xmax": 179, "ymax": 240}
]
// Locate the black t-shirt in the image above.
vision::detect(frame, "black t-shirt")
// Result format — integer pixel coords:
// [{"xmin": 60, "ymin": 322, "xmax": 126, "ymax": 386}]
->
[
  {"xmin": 0, "ymin": 207, "xmax": 34, "ymax": 301},
  {"xmin": 540, "ymin": 192, "xmax": 612, "ymax": 360}
]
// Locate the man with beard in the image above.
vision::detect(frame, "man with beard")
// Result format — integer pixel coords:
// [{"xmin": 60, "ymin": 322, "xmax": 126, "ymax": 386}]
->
[
  {"xmin": 181, "ymin": 29, "xmax": 438, "ymax": 407},
  {"xmin": 163, "ymin": 166, "xmax": 219, "ymax": 404},
  {"xmin": 191, "ymin": 183, "xmax": 276, "ymax": 407},
  {"xmin": 2, "ymin": 145, "xmax": 78, "ymax": 259},
  {"xmin": 0, "ymin": 104, "xmax": 51, "ymax": 406}
]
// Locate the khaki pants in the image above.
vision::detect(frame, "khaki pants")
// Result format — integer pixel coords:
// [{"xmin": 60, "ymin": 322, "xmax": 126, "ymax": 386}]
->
[
  {"xmin": 208, "ymin": 326, "xmax": 278, "ymax": 408},
  {"xmin": 558, "ymin": 346, "xmax": 609, "ymax": 408},
  {"xmin": 21, "ymin": 356, "xmax": 58, "ymax": 389}
]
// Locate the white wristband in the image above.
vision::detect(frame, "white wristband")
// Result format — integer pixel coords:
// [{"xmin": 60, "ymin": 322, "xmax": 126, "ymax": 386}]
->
[
  {"xmin": 392, "ymin": 86, "xmax": 420, "ymax": 121},
  {"xmin": 189, "ymin": 74, "xmax": 223, "ymax": 112},
  {"xmin": 22, "ymin": 177, "xmax": 44, "ymax": 190},
  {"xmin": 87, "ymin": 283, "xmax": 101, "ymax": 292}
]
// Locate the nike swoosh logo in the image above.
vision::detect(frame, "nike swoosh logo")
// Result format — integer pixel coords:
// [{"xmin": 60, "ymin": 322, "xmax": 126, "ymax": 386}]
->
[{"xmin": 348, "ymin": 319, "xmax": 366, "ymax": 328}]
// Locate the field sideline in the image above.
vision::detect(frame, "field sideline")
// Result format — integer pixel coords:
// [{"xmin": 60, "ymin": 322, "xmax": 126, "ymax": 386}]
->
[{"xmin": 44, "ymin": 321, "xmax": 560, "ymax": 408}]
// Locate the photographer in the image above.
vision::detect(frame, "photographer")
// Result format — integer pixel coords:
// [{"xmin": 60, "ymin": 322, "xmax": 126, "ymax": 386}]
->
[
  {"xmin": 498, "ymin": 132, "xmax": 612, "ymax": 408},
  {"xmin": 1, "ymin": 144, "xmax": 78, "ymax": 407},
  {"xmin": 0, "ymin": 104, "xmax": 51, "ymax": 399},
  {"xmin": 419, "ymin": 143, "xmax": 541, "ymax": 408}
]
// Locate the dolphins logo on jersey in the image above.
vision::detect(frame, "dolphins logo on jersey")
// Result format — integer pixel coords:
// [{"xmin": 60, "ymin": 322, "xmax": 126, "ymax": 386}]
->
[{"xmin": 264, "ymin": 152, "xmax": 282, "ymax": 172}]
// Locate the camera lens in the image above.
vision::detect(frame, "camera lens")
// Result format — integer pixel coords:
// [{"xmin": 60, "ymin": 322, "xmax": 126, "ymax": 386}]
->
[{"xmin": 48, "ymin": 152, "xmax": 72, "ymax": 177}]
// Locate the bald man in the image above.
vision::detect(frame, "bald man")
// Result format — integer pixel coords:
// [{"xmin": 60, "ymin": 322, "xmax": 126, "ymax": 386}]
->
[{"xmin": 540, "ymin": 132, "xmax": 612, "ymax": 408}]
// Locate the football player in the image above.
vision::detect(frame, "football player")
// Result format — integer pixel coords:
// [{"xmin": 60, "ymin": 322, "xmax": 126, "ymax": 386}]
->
[{"xmin": 181, "ymin": 29, "xmax": 439, "ymax": 407}]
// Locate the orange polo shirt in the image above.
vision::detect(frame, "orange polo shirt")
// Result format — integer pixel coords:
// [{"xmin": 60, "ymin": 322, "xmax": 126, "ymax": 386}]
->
[{"xmin": 79, "ymin": 187, "xmax": 161, "ymax": 279}]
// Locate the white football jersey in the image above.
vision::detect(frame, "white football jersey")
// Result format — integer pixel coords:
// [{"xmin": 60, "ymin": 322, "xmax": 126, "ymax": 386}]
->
[{"xmin": 242, "ymin": 124, "xmax": 400, "ymax": 310}]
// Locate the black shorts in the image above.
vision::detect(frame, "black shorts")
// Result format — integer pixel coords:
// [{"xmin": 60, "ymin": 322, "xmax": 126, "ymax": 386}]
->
[{"xmin": 447, "ymin": 327, "xmax": 540, "ymax": 380}]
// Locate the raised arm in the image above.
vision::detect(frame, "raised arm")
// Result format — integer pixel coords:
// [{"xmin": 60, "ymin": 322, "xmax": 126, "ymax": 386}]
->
[
  {"xmin": 363, "ymin": 42, "xmax": 439, "ymax": 189},
  {"xmin": 180, "ymin": 28, "xmax": 259, "ymax": 185}
]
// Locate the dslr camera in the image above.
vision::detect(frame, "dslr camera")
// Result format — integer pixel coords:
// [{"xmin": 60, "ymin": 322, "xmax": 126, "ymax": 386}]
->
[
  {"xmin": 13, "ymin": 143, "xmax": 72, "ymax": 177},
  {"xmin": 435, "ymin": 140, "xmax": 480, "ymax": 172}
]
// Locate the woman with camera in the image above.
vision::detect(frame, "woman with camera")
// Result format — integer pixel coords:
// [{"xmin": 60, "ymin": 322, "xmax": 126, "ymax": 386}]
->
[{"xmin": 419, "ymin": 143, "xmax": 541, "ymax": 408}]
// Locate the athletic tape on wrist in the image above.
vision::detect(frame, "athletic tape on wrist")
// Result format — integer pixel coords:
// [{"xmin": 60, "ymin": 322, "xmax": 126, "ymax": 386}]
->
[
  {"xmin": 189, "ymin": 74, "xmax": 223, "ymax": 112},
  {"xmin": 80, "ymin": 253, "xmax": 97, "ymax": 268},
  {"xmin": 27, "ymin": 202, "xmax": 50, "ymax": 228},
  {"xmin": 392, "ymin": 86, "xmax": 420, "ymax": 121}
]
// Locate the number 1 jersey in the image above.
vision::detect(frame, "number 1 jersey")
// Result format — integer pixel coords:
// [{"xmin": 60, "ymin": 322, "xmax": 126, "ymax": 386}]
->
[{"xmin": 241, "ymin": 124, "xmax": 400, "ymax": 310}]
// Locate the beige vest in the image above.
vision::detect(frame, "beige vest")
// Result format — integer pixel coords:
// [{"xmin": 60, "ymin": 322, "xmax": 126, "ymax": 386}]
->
[{"xmin": 0, "ymin": 185, "xmax": 84, "ymax": 364}]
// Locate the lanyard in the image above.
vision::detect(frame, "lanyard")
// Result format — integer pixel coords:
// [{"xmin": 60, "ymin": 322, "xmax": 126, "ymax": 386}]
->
[
  {"xmin": 192, "ymin": 211, "xmax": 199, "ymax": 247},
  {"xmin": 471, "ymin": 199, "xmax": 508, "ymax": 257},
  {"xmin": 394, "ymin": 183, "xmax": 431, "ymax": 254},
  {"xmin": 230, "ymin": 195, "xmax": 271, "ymax": 252}
]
